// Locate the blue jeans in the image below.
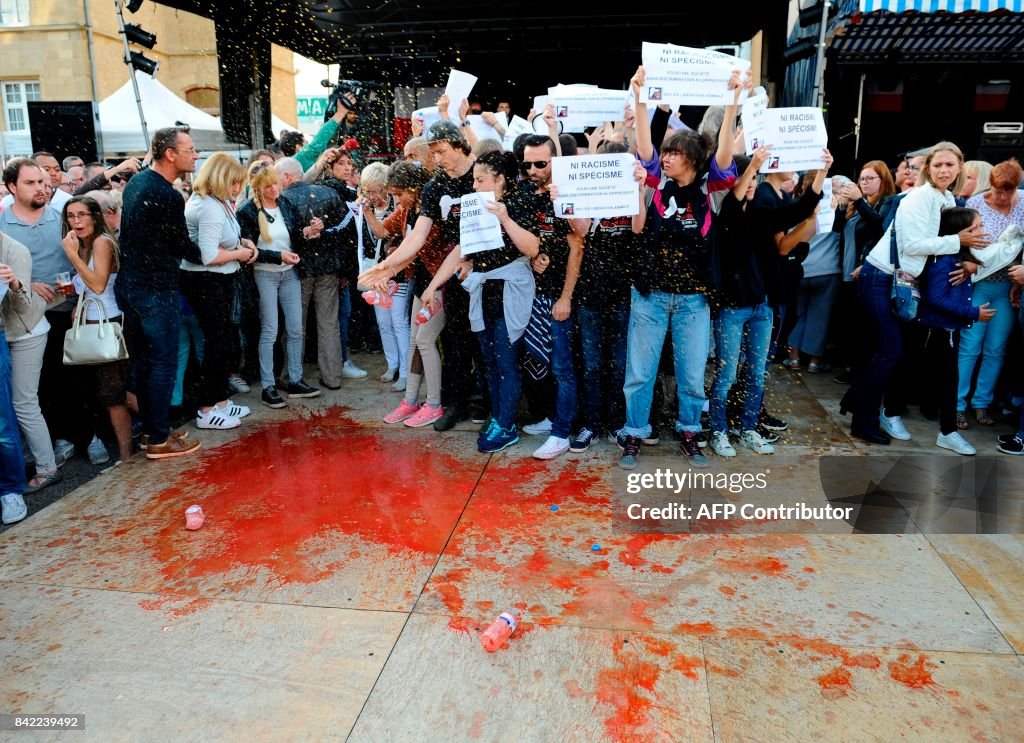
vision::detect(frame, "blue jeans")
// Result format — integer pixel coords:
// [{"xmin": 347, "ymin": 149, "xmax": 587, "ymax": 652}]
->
[
  {"xmin": 476, "ymin": 315, "xmax": 522, "ymax": 430},
  {"xmin": 710, "ymin": 302, "xmax": 773, "ymax": 432},
  {"xmin": 957, "ymin": 278, "xmax": 1013, "ymax": 412},
  {"xmin": 116, "ymin": 284, "xmax": 180, "ymax": 445},
  {"xmin": 550, "ymin": 315, "xmax": 577, "ymax": 439},
  {"xmin": 0, "ymin": 337, "xmax": 26, "ymax": 495},
  {"xmin": 623, "ymin": 288, "xmax": 710, "ymax": 437},
  {"xmin": 843, "ymin": 263, "xmax": 901, "ymax": 429},
  {"xmin": 337, "ymin": 281, "xmax": 351, "ymax": 364},
  {"xmin": 255, "ymin": 269, "xmax": 303, "ymax": 389},
  {"xmin": 578, "ymin": 304, "xmax": 628, "ymax": 433},
  {"xmin": 172, "ymin": 308, "xmax": 203, "ymax": 407}
]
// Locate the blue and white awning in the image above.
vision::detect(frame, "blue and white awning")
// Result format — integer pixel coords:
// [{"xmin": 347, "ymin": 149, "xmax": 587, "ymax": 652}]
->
[{"xmin": 859, "ymin": 0, "xmax": 1023, "ymax": 11}]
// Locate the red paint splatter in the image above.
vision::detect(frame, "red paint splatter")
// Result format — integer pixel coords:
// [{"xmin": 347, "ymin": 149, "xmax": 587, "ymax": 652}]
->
[
  {"xmin": 802, "ymin": 567, "xmax": 816, "ymax": 573},
  {"xmin": 818, "ymin": 667, "xmax": 853, "ymax": 699},
  {"xmin": 673, "ymin": 622, "xmax": 715, "ymax": 635},
  {"xmin": 466, "ymin": 711, "xmax": 486, "ymax": 740},
  {"xmin": 595, "ymin": 641, "xmax": 663, "ymax": 742},
  {"xmin": 138, "ymin": 596, "xmax": 212, "ymax": 618},
  {"xmin": 671, "ymin": 654, "xmax": 703, "ymax": 681},
  {"xmin": 718, "ymin": 585, "xmax": 737, "ymax": 596},
  {"xmin": 889, "ymin": 654, "xmax": 936, "ymax": 689},
  {"xmin": 720, "ymin": 555, "xmax": 788, "ymax": 577},
  {"xmin": 565, "ymin": 679, "xmax": 585, "ymax": 698}
]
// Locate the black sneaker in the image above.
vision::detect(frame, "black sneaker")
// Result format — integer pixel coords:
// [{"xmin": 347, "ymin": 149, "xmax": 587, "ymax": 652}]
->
[
  {"xmin": 433, "ymin": 405, "xmax": 467, "ymax": 432},
  {"xmin": 695, "ymin": 429, "xmax": 709, "ymax": 449},
  {"xmin": 998, "ymin": 434, "xmax": 1024, "ymax": 455},
  {"xmin": 262, "ymin": 386, "xmax": 287, "ymax": 409},
  {"xmin": 760, "ymin": 410, "xmax": 788, "ymax": 432},
  {"xmin": 570, "ymin": 427, "xmax": 597, "ymax": 453},
  {"xmin": 642, "ymin": 426, "xmax": 660, "ymax": 446},
  {"xmin": 284, "ymin": 380, "xmax": 321, "ymax": 398},
  {"xmin": 679, "ymin": 433, "xmax": 709, "ymax": 468},
  {"xmin": 618, "ymin": 434, "xmax": 640, "ymax": 470},
  {"xmin": 759, "ymin": 425, "xmax": 780, "ymax": 444},
  {"xmin": 833, "ymin": 370, "xmax": 853, "ymax": 385}
]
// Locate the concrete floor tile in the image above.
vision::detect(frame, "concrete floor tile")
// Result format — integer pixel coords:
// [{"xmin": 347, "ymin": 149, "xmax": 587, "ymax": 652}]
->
[
  {"xmin": 0, "ymin": 582, "xmax": 403, "ymax": 742},
  {"xmin": 349, "ymin": 613, "xmax": 713, "ymax": 743},
  {"xmin": 930, "ymin": 535, "xmax": 1024, "ymax": 654},
  {"xmin": 704, "ymin": 638, "xmax": 1024, "ymax": 743}
]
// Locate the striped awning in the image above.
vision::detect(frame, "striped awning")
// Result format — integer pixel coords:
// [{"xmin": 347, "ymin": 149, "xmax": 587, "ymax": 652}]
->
[
  {"xmin": 859, "ymin": 0, "xmax": 1023, "ymax": 11},
  {"xmin": 831, "ymin": 0, "xmax": 1024, "ymax": 61}
]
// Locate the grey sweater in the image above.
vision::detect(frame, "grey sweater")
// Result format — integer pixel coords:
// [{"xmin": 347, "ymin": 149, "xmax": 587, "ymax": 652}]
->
[{"xmin": 0, "ymin": 232, "xmax": 47, "ymax": 341}]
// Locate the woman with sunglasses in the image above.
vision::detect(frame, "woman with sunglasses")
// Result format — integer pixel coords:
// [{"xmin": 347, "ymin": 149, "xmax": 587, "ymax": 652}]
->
[
  {"xmin": 61, "ymin": 196, "xmax": 133, "ymax": 464},
  {"xmin": 236, "ymin": 162, "xmax": 314, "ymax": 409}
]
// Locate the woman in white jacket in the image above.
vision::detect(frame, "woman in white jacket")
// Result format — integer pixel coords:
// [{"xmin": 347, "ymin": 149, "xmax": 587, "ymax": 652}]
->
[{"xmin": 840, "ymin": 142, "xmax": 988, "ymax": 444}]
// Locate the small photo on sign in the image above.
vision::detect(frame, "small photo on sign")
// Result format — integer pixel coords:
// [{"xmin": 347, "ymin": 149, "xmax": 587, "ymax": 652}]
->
[
  {"xmin": 648, "ymin": 87, "xmax": 663, "ymax": 101},
  {"xmin": 555, "ymin": 106, "xmax": 569, "ymax": 119},
  {"xmin": 561, "ymin": 203, "xmax": 575, "ymax": 216},
  {"xmin": 751, "ymin": 138, "xmax": 760, "ymax": 150},
  {"xmin": 769, "ymin": 156, "xmax": 780, "ymax": 169}
]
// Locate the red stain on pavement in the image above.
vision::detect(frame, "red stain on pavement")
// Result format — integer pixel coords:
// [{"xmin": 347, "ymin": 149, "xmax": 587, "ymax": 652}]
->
[
  {"xmin": 674, "ymin": 622, "xmax": 716, "ymax": 635},
  {"xmin": 595, "ymin": 641, "xmax": 663, "ymax": 742},
  {"xmin": 718, "ymin": 585, "xmax": 737, "ymax": 596},
  {"xmin": 889, "ymin": 654, "xmax": 936, "ymax": 689},
  {"xmin": 565, "ymin": 679, "xmax": 585, "ymax": 698},
  {"xmin": 818, "ymin": 667, "xmax": 853, "ymax": 699},
  {"xmin": 671, "ymin": 654, "xmax": 703, "ymax": 681},
  {"xmin": 720, "ymin": 555, "xmax": 789, "ymax": 577}
]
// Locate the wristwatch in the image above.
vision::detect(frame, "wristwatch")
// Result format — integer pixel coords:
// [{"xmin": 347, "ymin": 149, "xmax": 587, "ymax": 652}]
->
[{"xmin": 461, "ymin": 120, "xmax": 472, "ymax": 128}]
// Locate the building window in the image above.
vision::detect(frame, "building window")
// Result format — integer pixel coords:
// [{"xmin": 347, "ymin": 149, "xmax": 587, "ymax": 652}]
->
[
  {"xmin": 3, "ymin": 80, "xmax": 41, "ymax": 131},
  {"xmin": 0, "ymin": 0, "xmax": 30, "ymax": 27}
]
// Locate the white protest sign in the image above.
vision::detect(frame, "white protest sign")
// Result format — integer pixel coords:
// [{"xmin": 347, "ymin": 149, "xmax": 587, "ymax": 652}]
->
[
  {"xmin": 640, "ymin": 42, "xmax": 751, "ymax": 107},
  {"xmin": 742, "ymin": 91, "xmax": 769, "ymax": 155},
  {"xmin": 548, "ymin": 85, "xmax": 630, "ymax": 132},
  {"xmin": 759, "ymin": 107, "xmax": 828, "ymax": 173},
  {"xmin": 412, "ymin": 106, "xmax": 441, "ymax": 131},
  {"xmin": 467, "ymin": 111, "xmax": 508, "ymax": 144},
  {"xmin": 503, "ymin": 115, "xmax": 533, "ymax": 151},
  {"xmin": 816, "ymin": 179, "xmax": 835, "ymax": 234},
  {"xmin": 459, "ymin": 191, "xmax": 504, "ymax": 256},
  {"xmin": 445, "ymin": 68, "xmax": 478, "ymax": 110},
  {"xmin": 551, "ymin": 154, "xmax": 639, "ymax": 220}
]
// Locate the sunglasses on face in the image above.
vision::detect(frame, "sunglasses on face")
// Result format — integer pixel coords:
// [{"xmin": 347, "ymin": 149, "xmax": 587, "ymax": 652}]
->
[{"xmin": 521, "ymin": 160, "xmax": 549, "ymax": 170}]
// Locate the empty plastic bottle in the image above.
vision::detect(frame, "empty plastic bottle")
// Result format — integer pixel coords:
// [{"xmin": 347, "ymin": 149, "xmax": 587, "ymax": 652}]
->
[
  {"xmin": 480, "ymin": 609, "xmax": 521, "ymax": 652},
  {"xmin": 362, "ymin": 280, "xmax": 398, "ymax": 308},
  {"xmin": 414, "ymin": 305, "xmax": 435, "ymax": 325}
]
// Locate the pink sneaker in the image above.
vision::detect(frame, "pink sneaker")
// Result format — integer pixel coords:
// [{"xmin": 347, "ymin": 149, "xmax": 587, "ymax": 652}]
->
[
  {"xmin": 404, "ymin": 403, "xmax": 444, "ymax": 428},
  {"xmin": 384, "ymin": 400, "xmax": 421, "ymax": 423}
]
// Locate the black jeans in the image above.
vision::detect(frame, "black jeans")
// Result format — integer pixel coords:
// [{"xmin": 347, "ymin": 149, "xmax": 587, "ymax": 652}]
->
[
  {"xmin": 180, "ymin": 271, "xmax": 236, "ymax": 409},
  {"xmin": 439, "ymin": 275, "xmax": 484, "ymax": 410},
  {"xmin": 39, "ymin": 308, "xmax": 93, "ymax": 448},
  {"xmin": 922, "ymin": 326, "xmax": 961, "ymax": 436}
]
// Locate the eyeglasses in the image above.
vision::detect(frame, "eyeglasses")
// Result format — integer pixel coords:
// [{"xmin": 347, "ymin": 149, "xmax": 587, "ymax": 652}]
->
[
  {"xmin": 521, "ymin": 160, "xmax": 549, "ymax": 170},
  {"xmin": 858, "ymin": 175, "xmax": 879, "ymax": 183},
  {"xmin": 907, "ymin": 164, "xmax": 923, "ymax": 172},
  {"xmin": 249, "ymin": 162, "xmax": 270, "ymax": 176},
  {"xmin": 66, "ymin": 213, "xmax": 91, "ymax": 222}
]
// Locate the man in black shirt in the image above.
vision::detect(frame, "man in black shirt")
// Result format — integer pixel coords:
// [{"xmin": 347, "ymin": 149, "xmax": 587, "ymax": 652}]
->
[
  {"xmin": 518, "ymin": 135, "xmax": 585, "ymax": 460},
  {"xmin": 116, "ymin": 127, "xmax": 202, "ymax": 459}
]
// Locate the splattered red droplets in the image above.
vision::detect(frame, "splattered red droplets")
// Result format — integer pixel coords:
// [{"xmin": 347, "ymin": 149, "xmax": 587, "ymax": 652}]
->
[
  {"xmin": 718, "ymin": 585, "xmax": 737, "ymax": 596},
  {"xmin": 818, "ymin": 667, "xmax": 853, "ymax": 699},
  {"xmin": 595, "ymin": 641, "xmax": 662, "ymax": 742},
  {"xmin": 889, "ymin": 654, "xmax": 936, "ymax": 689},
  {"xmin": 720, "ymin": 555, "xmax": 789, "ymax": 577},
  {"xmin": 673, "ymin": 621, "xmax": 716, "ymax": 635},
  {"xmin": 565, "ymin": 679, "xmax": 585, "ymax": 698},
  {"xmin": 672, "ymin": 654, "xmax": 703, "ymax": 681}
]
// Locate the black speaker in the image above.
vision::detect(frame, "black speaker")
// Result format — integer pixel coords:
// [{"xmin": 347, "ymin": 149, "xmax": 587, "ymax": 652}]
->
[{"xmin": 27, "ymin": 101, "xmax": 101, "ymax": 163}]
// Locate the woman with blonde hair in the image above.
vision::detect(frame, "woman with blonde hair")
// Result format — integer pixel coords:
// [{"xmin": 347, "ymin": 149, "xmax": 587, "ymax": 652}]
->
[
  {"xmin": 959, "ymin": 160, "xmax": 993, "ymax": 201},
  {"xmin": 235, "ymin": 161, "xmax": 311, "ymax": 409},
  {"xmin": 358, "ymin": 161, "xmax": 410, "ymax": 390},
  {"xmin": 181, "ymin": 152, "xmax": 261, "ymax": 429}
]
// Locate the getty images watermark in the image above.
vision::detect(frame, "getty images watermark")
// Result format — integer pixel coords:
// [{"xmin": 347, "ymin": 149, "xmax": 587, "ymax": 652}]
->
[
  {"xmin": 622, "ymin": 468, "xmax": 853, "ymax": 525},
  {"xmin": 615, "ymin": 456, "xmax": 1024, "ymax": 534}
]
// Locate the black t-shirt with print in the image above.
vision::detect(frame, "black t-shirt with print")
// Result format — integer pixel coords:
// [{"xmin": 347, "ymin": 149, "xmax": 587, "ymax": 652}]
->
[
  {"xmin": 576, "ymin": 215, "xmax": 634, "ymax": 308},
  {"xmin": 520, "ymin": 182, "xmax": 572, "ymax": 298},
  {"xmin": 420, "ymin": 166, "xmax": 476, "ymax": 249},
  {"xmin": 650, "ymin": 179, "xmax": 710, "ymax": 295},
  {"xmin": 471, "ymin": 187, "xmax": 537, "ymax": 319}
]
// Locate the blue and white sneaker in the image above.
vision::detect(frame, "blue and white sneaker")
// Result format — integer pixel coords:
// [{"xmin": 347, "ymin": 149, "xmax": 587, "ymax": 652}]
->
[{"xmin": 479, "ymin": 424, "xmax": 520, "ymax": 454}]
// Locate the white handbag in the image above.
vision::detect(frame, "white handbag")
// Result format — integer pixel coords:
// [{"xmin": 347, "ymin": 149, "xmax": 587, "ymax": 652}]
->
[
  {"xmin": 62, "ymin": 292, "xmax": 129, "ymax": 366},
  {"xmin": 354, "ymin": 206, "xmax": 383, "ymax": 292}
]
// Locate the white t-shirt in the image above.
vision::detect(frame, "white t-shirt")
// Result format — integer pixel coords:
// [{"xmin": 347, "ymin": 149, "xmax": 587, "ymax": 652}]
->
[{"xmin": 254, "ymin": 206, "xmax": 293, "ymax": 273}]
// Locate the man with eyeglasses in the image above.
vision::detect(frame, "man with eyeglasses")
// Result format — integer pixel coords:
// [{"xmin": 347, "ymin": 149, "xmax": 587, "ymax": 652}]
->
[
  {"xmin": 116, "ymin": 127, "xmax": 202, "ymax": 459},
  {"xmin": 902, "ymin": 148, "xmax": 928, "ymax": 192}
]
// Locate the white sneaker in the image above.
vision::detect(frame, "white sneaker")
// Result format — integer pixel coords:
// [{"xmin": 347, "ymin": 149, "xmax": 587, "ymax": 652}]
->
[
  {"xmin": 741, "ymin": 429, "xmax": 775, "ymax": 455},
  {"xmin": 228, "ymin": 375, "xmax": 250, "ymax": 394},
  {"xmin": 937, "ymin": 431, "xmax": 976, "ymax": 456},
  {"xmin": 523, "ymin": 418, "xmax": 553, "ymax": 436},
  {"xmin": 87, "ymin": 435, "xmax": 110, "ymax": 465},
  {"xmin": 879, "ymin": 413, "xmax": 911, "ymax": 441},
  {"xmin": 196, "ymin": 409, "xmax": 241, "ymax": 430},
  {"xmin": 1, "ymin": 492, "xmax": 28, "ymax": 525},
  {"xmin": 54, "ymin": 438, "xmax": 75, "ymax": 464},
  {"xmin": 711, "ymin": 431, "xmax": 736, "ymax": 457},
  {"xmin": 532, "ymin": 435, "xmax": 569, "ymax": 460},
  {"xmin": 219, "ymin": 401, "xmax": 251, "ymax": 418},
  {"xmin": 379, "ymin": 367, "xmax": 398, "ymax": 383},
  {"xmin": 342, "ymin": 361, "xmax": 368, "ymax": 379}
]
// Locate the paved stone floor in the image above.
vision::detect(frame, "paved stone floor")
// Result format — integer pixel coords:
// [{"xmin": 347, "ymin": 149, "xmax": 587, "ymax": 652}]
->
[{"xmin": 1, "ymin": 357, "xmax": 1022, "ymax": 742}]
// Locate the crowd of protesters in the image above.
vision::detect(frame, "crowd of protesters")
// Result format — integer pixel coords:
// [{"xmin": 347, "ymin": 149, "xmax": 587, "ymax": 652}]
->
[{"xmin": 2, "ymin": 66, "xmax": 1023, "ymax": 526}]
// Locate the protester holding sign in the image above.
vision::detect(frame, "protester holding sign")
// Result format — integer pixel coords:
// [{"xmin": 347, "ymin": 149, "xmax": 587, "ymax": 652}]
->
[
  {"xmin": 421, "ymin": 151, "xmax": 539, "ymax": 453},
  {"xmin": 617, "ymin": 71, "xmax": 744, "ymax": 471}
]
